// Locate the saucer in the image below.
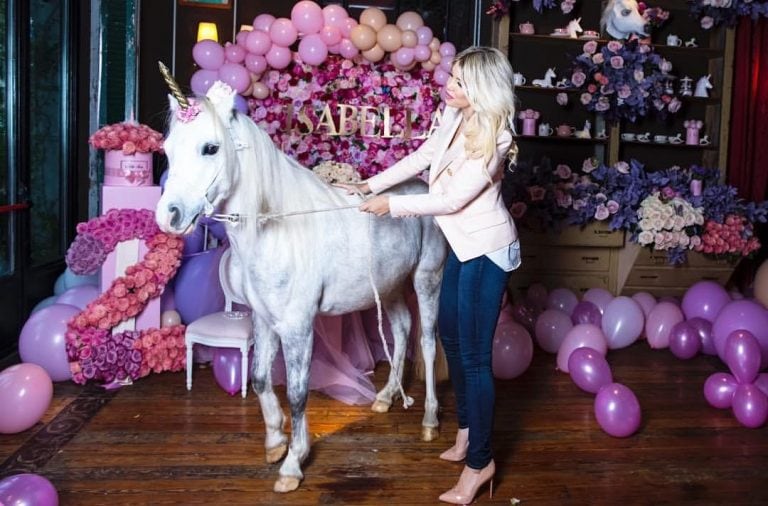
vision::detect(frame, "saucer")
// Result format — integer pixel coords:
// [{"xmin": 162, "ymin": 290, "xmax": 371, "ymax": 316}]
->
[
  {"xmin": 580, "ymin": 34, "xmax": 600, "ymax": 40},
  {"xmin": 637, "ymin": 137, "xmax": 650, "ymax": 143},
  {"xmin": 668, "ymin": 139, "xmax": 683, "ymax": 145},
  {"xmin": 654, "ymin": 139, "xmax": 668, "ymax": 144},
  {"xmin": 550, "ymin": 32, "xmax": 570, "ymax": 37}
]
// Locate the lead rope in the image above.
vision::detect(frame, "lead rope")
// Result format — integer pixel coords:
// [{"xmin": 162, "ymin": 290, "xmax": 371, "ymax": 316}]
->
[{"xmin": 210, "ymin": 189, "xmax": 413, "ymax": 410}]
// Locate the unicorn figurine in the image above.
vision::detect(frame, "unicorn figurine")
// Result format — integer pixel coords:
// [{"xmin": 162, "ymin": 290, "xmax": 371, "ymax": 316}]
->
[
  {"xmin": 601, "ymin": 0, "xmax": 648, "ymax": 40},
  {"xmin": 574, "ymin": 119, "xmax": 592, "ymax": 139},
  {"xmin": 565, "ymin": 17, "xmax": 583, "ymax": 39},
  {"xmin": 532, "ymin": 68, "xmax": 556, "ymax": 88},
  {"xmin": 694, "ymin": 75, "xmax": 713, "ymax": 98}
]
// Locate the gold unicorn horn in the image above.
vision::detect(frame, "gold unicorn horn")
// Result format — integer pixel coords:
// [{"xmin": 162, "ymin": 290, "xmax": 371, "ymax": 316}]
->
[{"xmin": 158, "ymin": 61, "xmax": 189, "ymax": 109}]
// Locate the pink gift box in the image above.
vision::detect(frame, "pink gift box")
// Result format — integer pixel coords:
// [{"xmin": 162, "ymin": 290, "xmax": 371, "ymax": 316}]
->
[{"xmin": 101, "ymin": 185, "xmax": 162, "ymax": 333}]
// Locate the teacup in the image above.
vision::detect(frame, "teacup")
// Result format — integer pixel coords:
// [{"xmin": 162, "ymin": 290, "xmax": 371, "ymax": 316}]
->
[
  {"xmin": 519, "ymin": 22, "xmax": 535, "ymax": 35},
  {"xmin": 666, "ymin": 34, "xmax": 682, "ymax": 47},
  {"xmin": 513, "ymin": 72, "xmax": 526, "ymax": 86},
  {"xmin": 620, "ymin": 133, "xmax": 636, "ymax": 141},
  {"xmin": 553, "ymin": 28, "xmax": 568, "ymax": 35},
  {"xmin": 556, "ymin": 124, "xmax": 574, "ymax": 137},
  {"xmin": 653, "ymin": 135, "xmax": 667, "ymax": 144},
  {"xmin": 538, "ymin": 123, "xmax": 553, "ymax": 136}
]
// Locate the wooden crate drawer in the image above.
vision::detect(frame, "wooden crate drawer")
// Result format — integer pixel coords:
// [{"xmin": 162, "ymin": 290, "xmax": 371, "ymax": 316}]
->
[
  {"xmin": 621, "ymin": 285, "xmax": 688, "ymax": 298},
  {"xmin": 624, "ymin": 266, "xmax": 734, "ymax": 287},
  {"xmin": 633, "ymin": 248, "xmax": 739, "ymax": 269},
  {"xmin": 521, "ymin": 246, "xmax": 612, "ymax": 272},
  {"xmin": 509, "ymin": 271, "xmax": 612, "ymax": 300},
  {"xmin": 521, "ymin": 222, "xmax": 625, "ymax": 248}
]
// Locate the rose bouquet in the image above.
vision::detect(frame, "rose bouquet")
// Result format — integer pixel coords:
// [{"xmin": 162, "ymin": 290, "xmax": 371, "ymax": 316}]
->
[
  {"xmin": 635, "ymin": 191, "xmax": 705, "ymax": 262},
  {"xmin": 486, "ymin": 0, "xmax": 577, "ymax": 19},
  {"xmin": 502, "ymin": 157, "xmax": 575, "ymax": 230},
  {"xmin": 88, "ymin": 122, "xmax": 164, "ymax": 155},
  {"xmin": 688, "ymin": 0, "xmax": 768, "ymax": 30},
  {"xmin": 569, "ymin": 39, "xmax": 681, "ymax": 123}
]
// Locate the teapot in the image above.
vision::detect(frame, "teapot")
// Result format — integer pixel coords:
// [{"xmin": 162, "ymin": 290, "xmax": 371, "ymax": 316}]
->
[
  {"xmin": 555, "ymin": 124, "xmax": 574, "ymax": 137},
  {"xmin": 519, "ymin": 22, "xmax": 535, "ymax": 35}
]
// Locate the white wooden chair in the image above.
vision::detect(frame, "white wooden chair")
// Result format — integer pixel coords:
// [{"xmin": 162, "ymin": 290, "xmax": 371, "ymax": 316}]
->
[{"xmin": 184, "ymin": 247, "xmax": 253, "ymax": 398}]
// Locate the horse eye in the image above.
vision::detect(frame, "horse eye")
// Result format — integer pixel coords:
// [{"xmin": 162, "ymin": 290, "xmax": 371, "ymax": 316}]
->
[
  {"xmin": 621, "ymin": 8, "xmax": 631, "ymax": 16},
  {"xmin": 202, "ymin": 143, "xmax": 219, "ymax": 156}
]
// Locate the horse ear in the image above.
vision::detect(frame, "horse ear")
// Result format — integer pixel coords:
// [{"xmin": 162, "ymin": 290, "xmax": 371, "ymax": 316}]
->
[
  {"xmin": 168, "ymin": 93, "xmax": 180, "ymax": 113},
  {"xmin": 206, "ymin": 80, "xmax": 237, "ymax": 123}
]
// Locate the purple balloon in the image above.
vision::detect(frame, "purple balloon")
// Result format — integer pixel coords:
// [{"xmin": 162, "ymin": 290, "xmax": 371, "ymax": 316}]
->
[
  {"xmin": 234, "ymin": 94, "xmax": 249, "ymax": 115},
  {"xmin": 688, "ymin": 317, "xmax": 716, "ymax": 355},
  {"xmin": 557, "ymin": 324, "xmax": 607, "ymax": 372},
  {"xmin": 725, "ymin": 330, "xmax": 762, "ymax": 384},
  {"xmin": 712, "ymin": 299, "xmax": 768, "ymax": 366},
  {"xmin": 659, "ymin": 296, "xmax": 680, "ymax": 306},
  {"xmin": 190, "ymin": 69, "xmax": 218, "ymax": 95},
  {"xmin": 755, "ymin": 373, "xmax": 768, "ymax": 397},
  {"xmin": 192, "ymin": 40, "xmax": 225, "ymax": 70},
  {"xmin": 631, "ymin": 291, "xmax": 656, "ymax": 318},
  {"xmin": 510, "ymin": 302, "xmax": 537, "ymax": 334},
  {"xmin": 212, "ymin": 347, "xmax": 251, "ymax": 396},
  {"xmin": 0, "ymin": 364, "xmax": 53, "ymax": 434},
  {"xmin": 18, "ymin": 303, "xmax": 79, "ymax": 382},
  {"xmin": 56, "ymin": 285, "xmax": 99, "ymax": 310},
  {"xmin": 669, "ymin": 321, "xmax": 702, "ymax": 360},
  {"xmin": 704, "ymin": 372, "xmax": 737, "ymax": 409},
  {"xmin": 568, "ymin": 347, "xmax": 613, "ymax": 394},
  {"xmin": 218, "ymin": 63, "xmax": 251, "ymax": 94},
  {"xmin": 601, "ymin": 296, "xmax": 644, "ymax": 350},
  {"xmin": 174, "ymin": 247, "xmax": 226, "ymax": 325},
  {"xmin": 416, "ymin": 26, "xmax": 433, "ymax": 46},
  {"xmin": 583, "ymin": 288, "xmax": 613, "ymax": 314},
  {"xmin": 682, "ymin": 281, "xmax": 731, "ymax": 322},
  {"xmin": 224, "ymin": 43, "xmax": 246, "ymax": 63},
  {"xmin": 546, "ymin": 287, "xmax": 579, "ymax": 315},
  {"xmin": 534, "ymin": 309, "xmax": 573, "ymax": 354},
  {"xmin": 492, "ymin": 320, "xmax": 534, "ymax": 379},
  {"xmin": 732, "ymin": 384, "xmax": 768, "ymax": 428},
  {"xmin": 0, "ymin": 473, "xmax": 58, "ymax": 506},
  {"xmin": 245, "ymin": 29, "xmax": 272, "ymax": 55},
  {"xmin": 571, "ymin": 300, "xmax": 602, "ymax": 326},
  {"xmin": 526, "ymin": 283, "xmax": 548, "ymax": 311},
  {"xmin": 594, "ymin": 383, "xmax": 641, "ymax": 437}
]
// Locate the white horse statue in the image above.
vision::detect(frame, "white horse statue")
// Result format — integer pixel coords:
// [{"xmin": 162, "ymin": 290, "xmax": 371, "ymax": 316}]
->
[
  {"xmin": 156, "ymin": 79, "xmax": 447, "ymax": 493},
  {"xmin": 601, "ymin": 0, "xmax": 649, "ymax": 40},
  {"xmin": 565, "ymin": 17, "xmax": 583, "ymax": 39},
  {"xmin": 532, "ymin": 68, "xmax": 557, "ymax": 88},
  {"xmin": 694, "ymin": 74, "xmax": 713, "ymax": 98}
]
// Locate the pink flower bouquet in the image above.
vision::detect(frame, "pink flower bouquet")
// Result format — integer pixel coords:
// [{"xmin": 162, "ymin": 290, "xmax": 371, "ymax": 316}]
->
[{"xmin": 89, "ymin": 122, "xmax": 164, "ymax": 155}]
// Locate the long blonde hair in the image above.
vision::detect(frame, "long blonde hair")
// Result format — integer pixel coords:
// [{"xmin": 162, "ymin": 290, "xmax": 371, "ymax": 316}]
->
[{"xmin": 452, "ymin": 46, "xmax": 518, "ymax": 168}]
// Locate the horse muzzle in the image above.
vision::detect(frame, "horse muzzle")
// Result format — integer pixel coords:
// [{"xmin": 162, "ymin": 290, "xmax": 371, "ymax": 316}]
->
[{"xmin": 156, "ymin": 198, "xmax": 203, "ymax": 235}]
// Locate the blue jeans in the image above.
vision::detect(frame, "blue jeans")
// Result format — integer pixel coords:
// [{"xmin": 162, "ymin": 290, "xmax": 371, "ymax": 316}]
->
[{"xmin": 439, "ymin": 248, "xmax": 510, "ymax": 470}]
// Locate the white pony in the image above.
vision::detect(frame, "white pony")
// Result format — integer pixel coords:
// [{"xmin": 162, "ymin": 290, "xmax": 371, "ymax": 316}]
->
[
  {"xmin": 156, "ymin": 80, "xmax": 447, "ymax": 492},
  {"xmin": 601, "ymin": 0, "xmax": 648, "ymax": 39},
  {"xmin": 532, "ymin": 68, "xmax": 557, "ymax": 88}
]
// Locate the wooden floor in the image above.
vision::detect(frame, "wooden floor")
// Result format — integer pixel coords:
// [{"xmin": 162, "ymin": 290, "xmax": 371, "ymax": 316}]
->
[{"xmin": 1, "ymin": 342, "xmax": 766, "ymax": 505}]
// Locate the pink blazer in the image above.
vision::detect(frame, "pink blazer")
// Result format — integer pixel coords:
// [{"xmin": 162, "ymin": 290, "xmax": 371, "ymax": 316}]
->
[{"xmin": 366, "ymin": 106, "xmax": 518, "ymax": 262}]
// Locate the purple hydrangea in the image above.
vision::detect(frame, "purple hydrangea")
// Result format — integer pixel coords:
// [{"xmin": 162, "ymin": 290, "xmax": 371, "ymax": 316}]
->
[{"xmin": 65, "ymin": 233, "xmax": 107, "ymax": 275}]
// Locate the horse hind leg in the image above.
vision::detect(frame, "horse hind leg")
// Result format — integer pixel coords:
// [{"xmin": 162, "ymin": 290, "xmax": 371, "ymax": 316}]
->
[
  {"xmin": 251, "ymin": 319, "xmax": 288, "ymax": 465},
  {"xmin": 274, "ymin": 329, "xmax": 314, "ymax": 493},
  {"xmin": 371, "ymin": 296, "xmax": 411, "ymax": 413},
  {"xmin": 413, "ymin": 265, "xmax": 443, "ymax": 442}
]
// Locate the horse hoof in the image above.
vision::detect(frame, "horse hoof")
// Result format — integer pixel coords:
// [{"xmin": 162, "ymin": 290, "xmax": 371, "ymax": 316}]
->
[
  {"xmin": 265, "ymin": 443, "xmax": 288, "ymax": 464},
  {"xmin": 421, "ymin": 426, "xmax": 439, "ymax": 442},
  {"xmin": 274, "ymin": 475, "xmax": 301, "ymax": 493},
  {"xmin": 371, "ymin": 399, "xmax": 392, "ymax": 413}
]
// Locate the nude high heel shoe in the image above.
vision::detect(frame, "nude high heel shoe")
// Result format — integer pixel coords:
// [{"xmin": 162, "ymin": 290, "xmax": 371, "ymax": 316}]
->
[
  {"xmin": 439, "ymin": 427, "xmax": 469, "ymax": 462},
  {"xmin": 438, "ymin": 460, "xmax": 495, "ymax": 505}
]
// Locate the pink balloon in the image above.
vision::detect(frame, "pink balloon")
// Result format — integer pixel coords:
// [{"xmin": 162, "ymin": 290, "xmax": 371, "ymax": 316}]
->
[
  {"xmin": 669, "ymin": 321, "xmax": 702, "ymax": 360},
  {"xmin": 338, "ymin": 38, "xmax": 359, "ymax": 59},
  {"xmin": 568, "ymin": 347, "xmax": 613, "ymax": 394},
  {"xmin": 725, "ymin": 330, "xmax": 762, "ymax": 384},
  {"xmin": 265, "ymin": 45, "xmax": 293, "ymax": 70},
  {"xmin": 291, "ymin": 1, "xmax": 324, "ymax": 35},
  {"xmin": 492, "ymin": 320, "xmax": 533, "ymax": 380},
  {"xmin": 583, "ymin": 288, "xmax": 614, "ymax": 314},
  {"xmin": 320, "ymin": 25, "xmax": 342, "ymax": 46},
  {"xmin": 631, "ymin": 291, "xmax": 656, "ymax": 318},
  {"xmin": 269, "ymin": 18, "xmax": 298, "ymax": 47},
  {"xmin": 439, "ymin": 55, "xmax": 453, "ymax": 72},
  {"xmin": 601, "ymin": 296, "xmax": 644, "ymax": 349},
  {"xmin": 0, "ymin": 363, "xmax": 53, "ymax": 433},
  {"xmin": 192, "ymin": 40, "xmax": 225, "ymax": 70},
  {"xmin": 534, "ymin": 309, "xmax": 573, "ymax": 354},
  {"xmin": 341, "ymin": 17, "xmax": 358, "ymax": 38},
  {"xmin": 526, "ymin": 283, "xmax": 548, "ymax": 311},
  {"xmin": 645, "ymin": 302, "xmax": 684, "ymax": 349},
  {"xmin": 704, "ymin": 372, "xmax": 737, "ymax": 409},
  {"xmin": 393, "ymin": 47, "xmax": 415, "ymax": 67},
  {"xmin": 252, "ymin": 13, "xmax": 276, "ymax": 32},
  {"xmin": 557, "ymin": 324, "xmax": 607, "ymax": 372},
  {"xmin": 322, "ymin": 4, "xmax": 348, "ymax": 29},
  {"xmin": 190, "ymin": 69, "xmax": 218, "ymax": 95},
  {"xmin": 245, "ymin": 29, "xmax": 272, "ymax": 55},
  {"xmin": 416, "ymin": 26, "xmax": 433, "ymax": 46},
  {"xmin": 217, "ymin": 63, "xmax": 251, "ymax": 94},
  {"xmin": 439, "ymin": 41, "xmax": 457, "ymax": 57},
  {"xmin": 18, "ymin": 303, "xmax": 79, "ymax": 381},
  {"xmin": 546, "ymin": 287, "xmax": 578, "ymax": 315},
  {"xmin": 244, "ymin": 53, "xmax": 267, "ymax": 75},
  {"xmin": 594, "ymin": 383, "xmax": 641, "ymax": 437},
  {"xmin": 298, "ymin": 33, "xmax": 328, "ymax": 65},
  {"xmin": 682, "ymin": 280, "xmax": 731, "ymax": 322},
  {"xmin": 414, "ymin": 44, "xmax": 431, "ymax": 62},
  {"xmin": 224, "ymin": 43, "xmax": 246, "ymax": 63},
  {"xmin": 235, "ymin": 30, "xmax": 250, "ymax": 47},
  {"xmin": 433, "ymin": 68, "xmax": 449, "ymax": 86},
  {"xmin": 56, "ymin": 284, "xmax": 99, "ymax": 310},
  {"xmin": 732, "ymin": 384, "xmax": 768, "ymax": 428},
  {"xmin": 712, "ymin": 299, "xmax": 768, "ymax": 366}
]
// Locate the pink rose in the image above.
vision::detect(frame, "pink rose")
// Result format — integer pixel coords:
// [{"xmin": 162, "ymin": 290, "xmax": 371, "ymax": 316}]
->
[
  {"xmin": 701, "ymin": 16, "xmax": 714, "ymax": 30},
  {"xmin": 570, "ymin": 71, "xmax": 586, "ymax": 87},
  {"xmin": 610, "ymin": 56, "xmax": 624, "ymax": 69},
  {"xmin": 582, "ymin": 41, "xmax": 598, "ymax": 55},
  {"xmin": 594, "ymin": 204, "xmax": 610, "ymax": 221}
]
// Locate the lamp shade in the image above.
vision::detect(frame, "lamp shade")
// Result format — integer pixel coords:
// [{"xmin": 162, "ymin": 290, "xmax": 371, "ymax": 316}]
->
[{"xmin": 197, "ymin": 22, "xmax": 219, "ymax": 42}]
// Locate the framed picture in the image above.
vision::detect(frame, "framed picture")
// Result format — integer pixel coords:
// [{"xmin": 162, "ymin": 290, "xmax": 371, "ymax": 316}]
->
[{"xmin": 179, "ymin": 0, "xmax": 231, "ymax": 9}]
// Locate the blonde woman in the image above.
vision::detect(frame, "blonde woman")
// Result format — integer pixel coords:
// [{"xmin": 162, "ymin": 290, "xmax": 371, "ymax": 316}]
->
[{"xmin": 337, "ymin": 46, "xmax": 520, "ymax": 504}]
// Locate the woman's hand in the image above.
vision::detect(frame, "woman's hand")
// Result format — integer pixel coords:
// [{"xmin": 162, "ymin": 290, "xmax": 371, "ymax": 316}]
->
[
  {"xmin": 359, "ymin": 195, "xmax": 391, "ymax": 216},
  {"xmin": 333, "ymin": 182, "xmax": 370, "ymax": 195}
]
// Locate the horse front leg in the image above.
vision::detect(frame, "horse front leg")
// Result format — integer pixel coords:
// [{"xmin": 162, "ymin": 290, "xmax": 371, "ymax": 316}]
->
[
  {"xmin": 274, "ymin": 327, "xmax": 314, "ymax": 493},
  {"xmin": 372, "ymin": 297, "xmax": 411, "ymax": 413},
  {"xmin": 251, "ymin": 317, "xmax": 288, "ymax": 465},
  {"xmin": 414, "ymin": 268, "xmax": 442, "ymax": 442}
]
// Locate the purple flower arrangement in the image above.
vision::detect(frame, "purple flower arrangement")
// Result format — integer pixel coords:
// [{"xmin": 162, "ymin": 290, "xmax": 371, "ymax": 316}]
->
[
  {"xmin": 502, "ymin": 158, "xmax": 575, "ymax": 231},
  {"xmin": 688, "ymin": 0, "xmax": 768, "ymax": 29},
  {"xmin": 486, "ymin": 0, "xmax": 576, "ymax": 19},
  {"xmin": 569, "ymin": 39, "xmax": 681, "ymax": 123}
]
